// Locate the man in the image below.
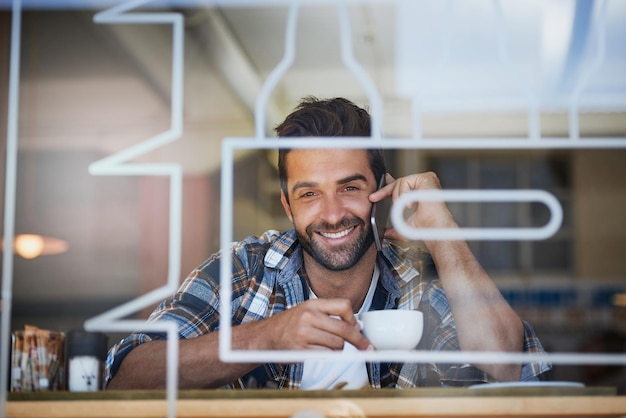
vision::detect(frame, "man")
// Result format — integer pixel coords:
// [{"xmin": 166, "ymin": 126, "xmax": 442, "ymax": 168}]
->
[{"xmin": 105, "ymin": 97, "xmax": 550, "ymax": 389}]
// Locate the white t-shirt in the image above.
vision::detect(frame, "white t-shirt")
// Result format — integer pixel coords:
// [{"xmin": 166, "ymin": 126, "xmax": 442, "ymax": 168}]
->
[{"xmin": 300, "ymin": 265, "xmax": 379, "ymax": 390}]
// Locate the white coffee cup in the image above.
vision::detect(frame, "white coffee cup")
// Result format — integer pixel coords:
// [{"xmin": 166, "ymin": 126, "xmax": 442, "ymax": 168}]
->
[{"xmin": 358, "ymin": 310, "xmax": 423, "ymax": 350}]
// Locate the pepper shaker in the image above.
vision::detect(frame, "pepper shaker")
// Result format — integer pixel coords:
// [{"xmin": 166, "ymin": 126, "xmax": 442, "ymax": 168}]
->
[{"xmin": 66, "ymin": 330, "xmax": 108, "ymax": 392}]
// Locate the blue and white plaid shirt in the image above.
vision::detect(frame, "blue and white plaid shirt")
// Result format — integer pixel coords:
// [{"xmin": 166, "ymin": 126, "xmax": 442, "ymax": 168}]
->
[{"xmin": 106, "ymin": 229, "xmax": 551, "ymax": 389}]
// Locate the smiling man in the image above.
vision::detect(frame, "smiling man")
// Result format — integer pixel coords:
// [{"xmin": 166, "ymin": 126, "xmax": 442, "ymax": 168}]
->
[{"xmin": 105, "ymin": 97, "xmax": 551, "ymax": 390}]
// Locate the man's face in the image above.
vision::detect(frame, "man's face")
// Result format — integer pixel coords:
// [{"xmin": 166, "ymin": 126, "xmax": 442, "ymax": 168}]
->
[{"xmin": 280, "ymin": 149, "xmax": 377, "ymax": 271}]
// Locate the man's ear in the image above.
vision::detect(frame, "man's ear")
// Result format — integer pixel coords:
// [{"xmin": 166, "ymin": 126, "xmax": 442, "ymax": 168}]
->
[{"xmin": 280, "ymin": 190, "xmax": 293, "ymax": 222}]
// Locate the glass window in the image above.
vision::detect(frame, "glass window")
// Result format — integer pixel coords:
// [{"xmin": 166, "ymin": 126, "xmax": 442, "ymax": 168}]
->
[{"xmin": 426, "ymin": 154, "xmax": 572, "ymax": 275}]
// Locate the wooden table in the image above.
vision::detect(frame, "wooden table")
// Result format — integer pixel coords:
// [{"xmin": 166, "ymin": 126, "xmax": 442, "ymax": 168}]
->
[{"xmin": 5, "ymin": 387, "xmax": 626, "ymax": 418}]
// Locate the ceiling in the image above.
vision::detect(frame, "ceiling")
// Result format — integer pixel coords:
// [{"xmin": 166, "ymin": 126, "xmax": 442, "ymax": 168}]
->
[
  {"xmin": 4, "ymin": 0, "xmax": 626, "ymax": 137},
  {"xmin": 216, "ymin": 0, "xmax": 626, "ymax": 110}
]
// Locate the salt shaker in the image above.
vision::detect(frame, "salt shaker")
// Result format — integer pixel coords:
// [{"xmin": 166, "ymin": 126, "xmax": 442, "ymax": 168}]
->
[{"xmin": 66, "ymin": 330, "xmax": 108, "ymax": 392}]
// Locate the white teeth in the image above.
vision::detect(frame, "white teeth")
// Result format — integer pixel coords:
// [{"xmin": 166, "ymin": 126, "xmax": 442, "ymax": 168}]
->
[{"xmin": 320, "ymin": 227, "xmax": 353, "ymax": 239}]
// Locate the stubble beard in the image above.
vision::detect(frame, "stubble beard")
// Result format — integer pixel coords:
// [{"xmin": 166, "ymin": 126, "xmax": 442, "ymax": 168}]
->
[{"xmin": 295, "ymin": 216, "xmax": 375, "ymax": 271}]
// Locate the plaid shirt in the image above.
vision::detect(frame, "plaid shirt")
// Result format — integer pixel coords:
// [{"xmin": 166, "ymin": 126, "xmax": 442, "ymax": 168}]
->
[{"xmin": 106, "ymin": 229, "xmax": 551, "ymax": 389}]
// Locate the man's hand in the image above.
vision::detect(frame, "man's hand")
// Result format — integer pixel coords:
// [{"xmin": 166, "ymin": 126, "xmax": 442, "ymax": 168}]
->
[
  {"xmin": 109, "ymin": 298, "xmax": 371, "ymax": 390},
  {"xmin": 258, "ymin": 298, "xmax": 371, "ymax": 351},
  {"xmin": 369, "ymin": 172, "xmax": 456, "ymax": 242}
]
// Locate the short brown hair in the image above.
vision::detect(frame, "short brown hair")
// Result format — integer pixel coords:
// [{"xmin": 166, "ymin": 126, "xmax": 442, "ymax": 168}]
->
[
  {"xmin": 275, "ymin": 97, "xmax": 386, "ymax": 199},
  {"xmin": 275, "ymin": 96, "xmax": 371, "ymax": 137}
]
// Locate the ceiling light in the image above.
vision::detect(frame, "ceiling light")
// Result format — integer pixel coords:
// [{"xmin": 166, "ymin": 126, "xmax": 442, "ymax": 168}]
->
[{"xmin": 3, "ymin": 234, "xmax": 69, "ymax": 259}]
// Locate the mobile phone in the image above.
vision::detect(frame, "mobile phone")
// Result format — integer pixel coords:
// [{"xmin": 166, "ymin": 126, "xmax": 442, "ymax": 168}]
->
[{"xmin": 370, "ymin": 174, "xmax": 391, "ymax": 251}]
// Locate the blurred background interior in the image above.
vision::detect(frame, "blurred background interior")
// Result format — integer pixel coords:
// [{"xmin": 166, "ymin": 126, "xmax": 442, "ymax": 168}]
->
[{"xmin": 0, "ymin": 0, "xmax": 625, "ymax": 391}]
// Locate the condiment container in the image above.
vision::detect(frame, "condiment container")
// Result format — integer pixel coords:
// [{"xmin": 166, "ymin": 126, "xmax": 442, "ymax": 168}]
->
[{"xmin": 66, "ymin": 330, "xmax": 108, "ymax": 392}]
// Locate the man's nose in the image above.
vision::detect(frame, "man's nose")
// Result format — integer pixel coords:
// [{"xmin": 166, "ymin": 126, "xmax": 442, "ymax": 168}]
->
[{"xmin": 319, "ymin": 195, "xmax": 346, "ymax": 225}]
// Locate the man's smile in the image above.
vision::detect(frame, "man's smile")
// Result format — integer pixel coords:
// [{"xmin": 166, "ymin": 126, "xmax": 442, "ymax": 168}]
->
[
  {"xmin": 298, "ymin": 215, "xmax": 372, "ymax": 271},
  {"xmin": 318, "ymin": 226, "xmax": 356, "ymax": 239}
]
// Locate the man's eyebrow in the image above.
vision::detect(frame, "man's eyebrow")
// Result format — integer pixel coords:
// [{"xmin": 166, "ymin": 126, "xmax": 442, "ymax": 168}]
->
[
  {"xmin": 290, "ymin": 174, "xmax": 368, "ymax": 194},
  {"xmin": 291, "ymin": 181, "xmax": 317, "ymax": 194},
  {"xmin": 339, "ymin": 174, "xmax": 368, "ymax": 184}
]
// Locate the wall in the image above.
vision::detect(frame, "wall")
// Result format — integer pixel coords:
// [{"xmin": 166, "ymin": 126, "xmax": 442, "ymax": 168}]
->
[{"xmin": 574, "ymin": 149, "xmax": 626, "ymax": 279}]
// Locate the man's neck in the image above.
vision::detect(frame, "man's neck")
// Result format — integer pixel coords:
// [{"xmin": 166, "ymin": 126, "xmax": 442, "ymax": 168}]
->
[{"xmin": 303, "ymin": 245, "xmax": 378, "ymax": 313}]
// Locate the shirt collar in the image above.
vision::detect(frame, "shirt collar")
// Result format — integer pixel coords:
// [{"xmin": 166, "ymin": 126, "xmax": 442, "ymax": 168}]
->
[
  {"xmin": 379, "ymin": 240, "xmax": 421, "ymax": 284},
  {"xmin": 264, "ymin": 229, "xmax": 420, "ymax": 285},
  {"xmin": 264, "ymin": 229, "xmax": 299, "ymax": 270}
]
